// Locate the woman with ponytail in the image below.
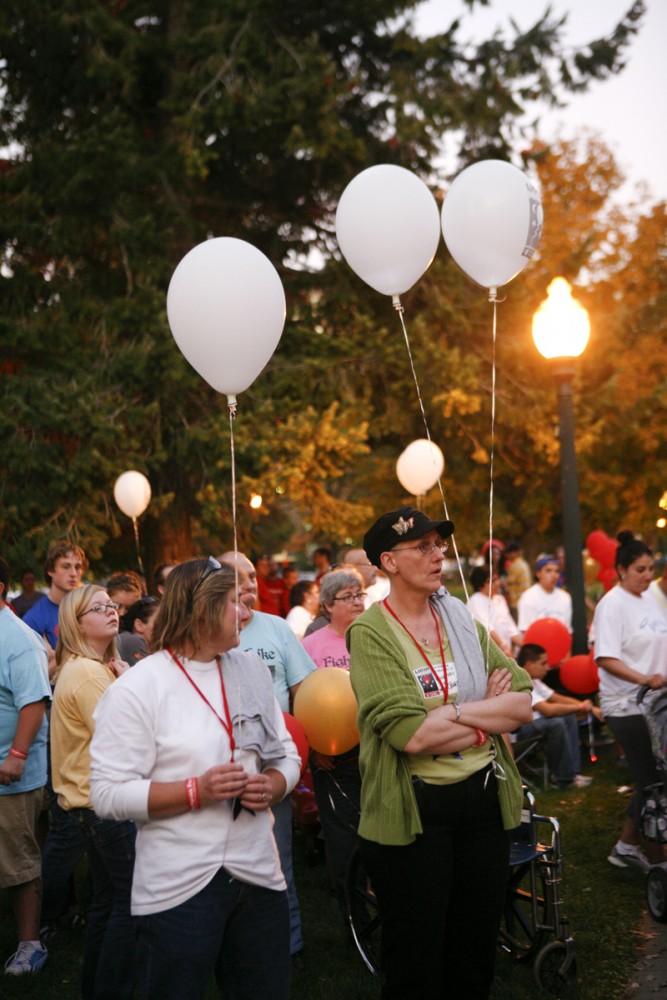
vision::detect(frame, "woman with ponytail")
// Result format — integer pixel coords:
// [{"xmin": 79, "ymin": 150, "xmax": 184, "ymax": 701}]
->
[{"xmin": 593, "ymin": 531, "xmax": 667, "ymax": 869}]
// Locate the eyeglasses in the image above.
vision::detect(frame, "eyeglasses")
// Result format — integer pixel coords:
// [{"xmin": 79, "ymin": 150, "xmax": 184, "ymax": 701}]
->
[
  {"xmin": 192, "ymin": 556, "xmax": 222, "ymax": 597},
  {"xmin": 393, "ymin": 540, "xmax": 449, "ymax": 558},
  {"xmin": 333, "ymin": 591, "xmax": 366, "ymax": 604},
  {"xmin": 79, "ymin": 602, "xmax": 120, "ymax": 617}
]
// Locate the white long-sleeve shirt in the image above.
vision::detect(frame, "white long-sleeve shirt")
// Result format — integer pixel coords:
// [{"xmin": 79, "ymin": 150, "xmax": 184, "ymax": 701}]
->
[{"xmin": 90, "ymin": 648, "xmax": 300, "ymax": 916}]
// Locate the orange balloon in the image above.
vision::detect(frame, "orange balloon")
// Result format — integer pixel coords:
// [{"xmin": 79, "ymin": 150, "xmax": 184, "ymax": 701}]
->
[{"xmin": 293, "ymin": 668, "xmax": 359, "ymax": 755}]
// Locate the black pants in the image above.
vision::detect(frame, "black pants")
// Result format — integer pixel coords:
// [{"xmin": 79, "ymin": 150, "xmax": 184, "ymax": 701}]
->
[
  {"xmin": 606, "ymin": 714, "xmax": 661, "ymax": 824},
  {"xmin": 360, "ymin": 767, "xmax": 509, "ymax": 1000}
]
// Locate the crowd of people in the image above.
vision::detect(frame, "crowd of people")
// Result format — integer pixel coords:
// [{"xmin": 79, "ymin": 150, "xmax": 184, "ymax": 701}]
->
[{"xmin": 1, "ymin": 520, "xmax": 666, "ymax": 998}]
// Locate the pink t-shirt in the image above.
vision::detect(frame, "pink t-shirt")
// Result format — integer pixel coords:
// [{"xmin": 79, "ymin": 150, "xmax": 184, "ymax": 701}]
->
[{"xmin": 301, "ymin": 625, "xmax": 350, "ymax": 670}]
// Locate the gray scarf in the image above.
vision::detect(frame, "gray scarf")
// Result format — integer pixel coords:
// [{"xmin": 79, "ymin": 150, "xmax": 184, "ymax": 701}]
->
[{"xmin": 430, "ymin": 586, "xmax": 488, "ymax": 704}]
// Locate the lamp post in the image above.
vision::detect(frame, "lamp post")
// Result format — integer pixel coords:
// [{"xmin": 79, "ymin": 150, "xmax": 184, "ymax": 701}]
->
[{"xmin": 532, "ymin": 278, "xmax": 590, "ymax": 655}]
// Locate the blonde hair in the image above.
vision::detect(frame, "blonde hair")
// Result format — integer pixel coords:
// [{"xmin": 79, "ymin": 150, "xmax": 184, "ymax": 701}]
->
[
  {"xmin": 150, "ymin": 559, "xmax": 236, "ymax": 654},
  {"xmin": 56, "ymin": 584, "xmax": 119, "ymax": 669}
]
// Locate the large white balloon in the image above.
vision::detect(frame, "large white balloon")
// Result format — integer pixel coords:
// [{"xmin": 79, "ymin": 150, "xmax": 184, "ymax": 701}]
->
[
  {"xmin": 166, "ymin": 237, "xmax": 286, "ymax": 397},
  {"xmin": 114, "ymin": 471, "xmax": 152, "ymax": 519},
  {"xmin": 336, "ymin": 165, "xmax": 441, "ymax": 296},
  {"xmin": 441, "ymin": 160, "xmax": 543, "ymax": 290},
  {"xmin": 396, "ymin": 439, "xmax": 445, "ymax": 496}
]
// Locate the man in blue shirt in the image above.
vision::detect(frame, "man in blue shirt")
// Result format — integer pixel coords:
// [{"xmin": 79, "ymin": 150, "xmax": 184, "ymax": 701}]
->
[
  {"xmin": 0, "ymin": 557, "xmax": 51, "ymax": 976},
  {"xmin": 24, "ymin": 540, "xmax": 86, "ymax": 655},
  {"xmin": 220, "ymin": 550, "xmax": 315, "ymax": 959}
]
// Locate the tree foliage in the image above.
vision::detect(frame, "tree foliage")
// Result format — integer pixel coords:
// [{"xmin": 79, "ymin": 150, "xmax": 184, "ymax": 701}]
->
[{"xmin": 0, "ymin": 0, "xmax": 656, "ymax": 575}]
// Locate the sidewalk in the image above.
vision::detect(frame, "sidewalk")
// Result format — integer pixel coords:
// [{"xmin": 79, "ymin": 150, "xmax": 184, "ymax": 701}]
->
[{"xmin": 625, "ymin": 908, "xmax": 667, "ymax": 998}]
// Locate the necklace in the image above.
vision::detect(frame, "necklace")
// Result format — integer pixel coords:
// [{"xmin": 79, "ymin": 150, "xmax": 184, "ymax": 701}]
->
[{"xmin": 383, "ymin": 599, "xmax": 449, "ymax": 702}]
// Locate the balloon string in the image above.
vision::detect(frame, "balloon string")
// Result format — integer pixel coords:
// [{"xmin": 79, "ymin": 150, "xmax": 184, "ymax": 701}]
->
[
  {"xmin": 131, "ymin": 517, "xmax": 145, "ymax": 577},
  {"xmin": 228, "ymin": 397, "xmax": 240, "ymax": 643},
  {"xmin": 226, "ymin": 394, "xmax": 244, "ymax": 852},
  {"xmin": 392, "ymin": 294, "xmax": 469, "ymax": 600},
  {"xmin": 485, "ymin": 287, "xmax": 498, "ymax": 668}
]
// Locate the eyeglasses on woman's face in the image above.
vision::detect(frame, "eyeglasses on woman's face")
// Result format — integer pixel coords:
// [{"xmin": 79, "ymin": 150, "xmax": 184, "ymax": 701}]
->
[
  {"xmin": 392, "ymin": 539, "xmax": 449, "ymax": 558},
  {"xmin": 79, "ymin": 602, "xmax": 120, "ymax": 617},
  {"xmin": 333, "ymin": 590, "xmax": 366, "ymax": 604}
]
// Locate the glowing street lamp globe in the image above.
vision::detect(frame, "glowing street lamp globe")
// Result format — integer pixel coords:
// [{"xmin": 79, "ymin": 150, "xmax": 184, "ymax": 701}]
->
[{"xmin": 532, "ymin": 277, "xmax": 590, "ymax": 360}]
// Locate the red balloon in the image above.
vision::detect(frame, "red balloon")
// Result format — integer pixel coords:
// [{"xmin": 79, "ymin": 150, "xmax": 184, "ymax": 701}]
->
[
  {"xmin": 598, "ymin": 539, "xmax": 618, "ymax": 570},
  {"xmin": 523, "ymin": 617, "xmax": 572, "ymax": 666},
  {"xmin": 283, "ymin": 712, "xmax": 309, "ymax": 777},
  {"xmin": 597, "ymin": 566, "xmax": 618, "ymax": 591},
  {"xmin": 586, "ymin": 531, "xmax": 607, "ymax": 561},
  {"xmin": 560, "ymin": 653, "xmax": 599, "ymax": 695},
  {"xmin": 586, "ymin": 530, "xmax": 617, "ymax": 569}
]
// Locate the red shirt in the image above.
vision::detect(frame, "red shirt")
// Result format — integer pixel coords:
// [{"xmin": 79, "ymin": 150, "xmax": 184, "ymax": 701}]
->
[{"xmin": 257, "ymin": 576, "xmax": 287, "ymax": 617}]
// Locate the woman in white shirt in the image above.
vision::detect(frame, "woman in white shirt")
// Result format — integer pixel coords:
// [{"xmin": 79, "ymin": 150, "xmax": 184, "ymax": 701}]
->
[
  {"xmin": 467, "ymin": 565, "xmax": 520, "ymax": 655},
  {"xmin": 593, "ymin": 532, "xmax": 667, "ymax": 870},
  {"xmin": 90, "ymin": 558, "xmax": 300, "ymax": 1000}
]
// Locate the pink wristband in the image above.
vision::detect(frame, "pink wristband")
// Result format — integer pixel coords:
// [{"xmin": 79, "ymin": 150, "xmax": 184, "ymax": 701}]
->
[
  {"xmin": 185, "ymin": 777, "xmax": 201, "ymax": 810},
  {"xmin": 9, "ymin": 747, "xmax": 28, "ymax": 761},
  {"xmin": 473, "ymin": 729, "xmax": 487, "ymax": 748}
]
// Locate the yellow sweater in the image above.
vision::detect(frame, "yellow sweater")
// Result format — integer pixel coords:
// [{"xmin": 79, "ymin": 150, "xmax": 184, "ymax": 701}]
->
[{"xmin": 51, "ymin": 655, "xmax": 115, "ymax": 810}]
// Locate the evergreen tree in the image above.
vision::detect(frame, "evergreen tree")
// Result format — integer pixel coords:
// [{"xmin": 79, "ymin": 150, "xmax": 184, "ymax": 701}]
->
[{"xmin": 0, "ymin": 0, "xmax": 647, "ymax": 571}]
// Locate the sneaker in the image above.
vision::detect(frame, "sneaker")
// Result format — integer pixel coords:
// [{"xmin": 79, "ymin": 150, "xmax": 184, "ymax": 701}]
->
[
  {"xmin": 607, "ymin": 841, "xmax": 650, "ymax": 871},
  {"xmin": 4, "ymin": 941, "xmax": 48, "ymax": 976},
  {"xmin": 573, "ymin": 774, "xmax": 593, "ymax": 788}
]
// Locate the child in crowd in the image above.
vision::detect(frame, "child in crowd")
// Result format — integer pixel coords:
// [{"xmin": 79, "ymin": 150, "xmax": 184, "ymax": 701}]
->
[{"xmin": 515, "ymin": 643, "xmax": 599, "ymax": 789}]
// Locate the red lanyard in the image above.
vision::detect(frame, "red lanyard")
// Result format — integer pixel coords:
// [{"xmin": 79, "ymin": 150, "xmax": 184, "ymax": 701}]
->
[
  {"xmin": 168, "ymin": 648, "xmax": 235, "ymax": 755},
  {"xmin": 383, "ymin": 599, "xmax": 449, "ymax": 703}
]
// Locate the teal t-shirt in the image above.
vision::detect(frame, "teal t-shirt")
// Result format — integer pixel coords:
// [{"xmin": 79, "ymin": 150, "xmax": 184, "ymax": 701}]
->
[
  {"xmin": 0, "ymin": 606, "xmax": 51, "ymax": 794},
  {"xmin": 239, "ymin": 611, "xmax": 316, "ymax": 712}
]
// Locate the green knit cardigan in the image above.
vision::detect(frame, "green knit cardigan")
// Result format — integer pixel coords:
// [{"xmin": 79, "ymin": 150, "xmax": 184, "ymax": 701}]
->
[{"xmin": 347, "ymin": 601, "xmax": 533, "ymax": 845}]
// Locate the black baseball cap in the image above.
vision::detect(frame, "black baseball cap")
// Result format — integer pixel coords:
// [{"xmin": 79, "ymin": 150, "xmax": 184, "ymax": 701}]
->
[{"xmin": 363, "ymin": 506, "xmax": 455, "ymax": 568}]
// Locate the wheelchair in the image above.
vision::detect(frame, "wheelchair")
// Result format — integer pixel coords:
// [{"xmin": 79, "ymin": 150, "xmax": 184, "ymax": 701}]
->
[{"xmin": 345, "ymin": 789, "xmax": 577, "ymax": 996}]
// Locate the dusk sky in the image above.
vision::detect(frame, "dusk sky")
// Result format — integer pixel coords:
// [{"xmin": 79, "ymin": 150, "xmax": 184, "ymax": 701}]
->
[{"xmin": 415, "ymin": 0, "xmax": 666, "ymax": 203}]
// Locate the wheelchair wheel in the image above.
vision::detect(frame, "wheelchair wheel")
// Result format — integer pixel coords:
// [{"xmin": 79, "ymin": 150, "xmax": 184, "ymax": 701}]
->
[
  {"xmin": 499, "ymin": 861, "xmax": 550, "ymax": 961},
  {"xmin": 534, "ymin": 939, "xmax": 578, "ymax": 997},
  {"xmin": 345, "ymin": 849, "xmax": 381, "ymax": 976},
  {"xmin": 646, "ymin": 865, "xmax": 667, "ymax": 923}
]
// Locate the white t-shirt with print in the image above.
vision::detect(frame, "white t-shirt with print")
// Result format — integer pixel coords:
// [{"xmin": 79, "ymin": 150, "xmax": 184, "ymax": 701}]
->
[{"xmin": 593, "ymin": 586, "xmax": 667, "ymax": 717}]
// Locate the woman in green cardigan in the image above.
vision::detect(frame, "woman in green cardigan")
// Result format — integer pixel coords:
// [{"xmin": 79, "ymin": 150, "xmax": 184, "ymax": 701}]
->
[{"xmin": 348, "ymin": 507, "xmax": 532, "ymax": 1000}]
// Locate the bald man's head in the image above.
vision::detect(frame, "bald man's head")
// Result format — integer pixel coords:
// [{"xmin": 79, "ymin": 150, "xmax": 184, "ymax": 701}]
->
[
  {"xmin": 343, "ymin": 548, "xmax": 376, "ymax": 588},
  {"xmin": 219, "ymin": 551, "xmax": 257, "ymax": 610}
]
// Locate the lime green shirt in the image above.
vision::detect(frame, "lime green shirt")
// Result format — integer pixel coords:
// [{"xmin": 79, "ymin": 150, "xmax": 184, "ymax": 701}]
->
[
  {"xmin": 348, "ymin": 600, "xmax": 533, "ymax": 845},
  {"xmin": 382, "ymin": 605, "xmax": 494, "ymax": 783}
]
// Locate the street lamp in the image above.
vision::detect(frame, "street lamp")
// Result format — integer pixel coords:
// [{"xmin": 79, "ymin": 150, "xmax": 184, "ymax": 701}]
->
[{"xmin": 532, "ymin": 277, "xmax": 590, "ymax": 655}]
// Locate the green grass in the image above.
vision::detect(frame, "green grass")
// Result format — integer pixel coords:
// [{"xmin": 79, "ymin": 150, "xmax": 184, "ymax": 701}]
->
[{"xmin": 0, "ymin": 751, "xmax": 650, "ymax": 999}]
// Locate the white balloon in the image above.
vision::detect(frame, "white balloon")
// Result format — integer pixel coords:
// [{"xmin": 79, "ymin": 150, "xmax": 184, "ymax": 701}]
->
[
  {"xmin": 114, "ymin": 471, "xmax": 152, "ymax": 519},
  {"xmin": 441, "ymin": 160, "xmax": 543, "ymax": 289},
  {"xmin": 336, "ymin": 165, "xmax": 441, "ymax": 296},
  {"xmin": 396, "ymin": 439, "xmax": 445, "ymax": 496},
  {"xmin": 167, "ymin": 237, "xmax": 286, "ymax": 397}
]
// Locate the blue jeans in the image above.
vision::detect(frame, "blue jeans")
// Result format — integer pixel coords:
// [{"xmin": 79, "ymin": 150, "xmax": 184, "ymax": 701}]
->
[
  {"xmin": 515, "ymin": 714, "xmax": 581, "ymax": 782},
  {"xmin": 271, "ymin": 795, "xmax": 303, "ymax": 954},
  {"xmin": 135, "ymin": 865, "xmax": 290, "ymax": 1000},
  {"xmin": 41, "ymin": 802, "xmax": 136, "ymax": 999}
]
